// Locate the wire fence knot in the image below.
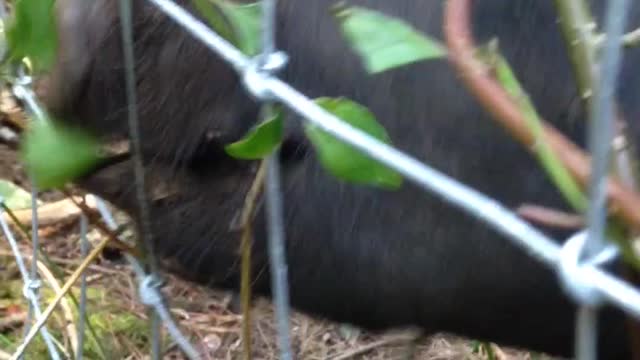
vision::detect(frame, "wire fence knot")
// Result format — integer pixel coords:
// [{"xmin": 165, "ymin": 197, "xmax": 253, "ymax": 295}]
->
[
  {"xmin": 22, "ymin": 279, "xmax": 42, "ymax": 299},
  {"xmin": 138, "ymin": 273, "xmax": 166, "ymax": 307},
  {"xmin": 558, "ymin": 230, "xmax": 620, "ymax": 307},
  {"xmin": 11, "ymin": 81, "xmax": 28, "ymax": 99},
  {"xmin": 242, "ymin": 51, "xmax": 288, "ymax": 101},
  {"xmin": 12, "ymin": 62, "xmax": 32, "ymax": 86}
]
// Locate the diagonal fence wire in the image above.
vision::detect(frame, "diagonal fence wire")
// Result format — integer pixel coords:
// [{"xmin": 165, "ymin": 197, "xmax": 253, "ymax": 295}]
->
[
  {"xmin": 0, "ymin": 200, "xmax": 61, "ymax": 360},
  {"xmin": 145, "ymin": 0, "xmax": 640, "ymax": 324},
  {"xmin": 95, "ymin": 197, "xmax": 202, "ymax": 359},
  {"xmin": 6, "ymin": 63, "xmax": 62, "ymax": 359},
  {"xmin": 4, "ymin": 0, "xmax": 640, "ymax": 359}
]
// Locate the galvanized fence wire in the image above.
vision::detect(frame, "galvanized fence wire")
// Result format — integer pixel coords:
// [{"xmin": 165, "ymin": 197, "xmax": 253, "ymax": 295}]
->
[
  {"xmin": 8, "ymin": 60, "xmax": 94, "ymax": 360},
  {"xmin": 95, "ymin": 196, "xmax": 202, "ymax": 359},
  {"xmin": 561, "ymin": 0, "xmax": 633, "ymax": 359},
  {"xmin": 259, "ymin": 0, "xmax": 294, "ymax": 358},
  {"xmin": 2, "ymin": 0, "xmax": 640, "ymax": 359},
  {"xmin": 5, "ymin": 54, "xmax": 202, "ymax": 359},
  {"xmin": 13, "ymin": 71, "xmax": 48, "ymax": 336},
  {"xmin": 148, "ymin": 0, "xmax": 640, "ymax": 318},
  {"xmin": 6, "ymin": 67, "xmax": 62, "ymax": 360},
  {"xmin": 76, "ymin": 215, "xmax": 89, "ymax": 360},
  {"xmin": 117, "ymin": 0, "xmax": 168, "ymax": 358},
  {"xmin": 0, "ymin": 201, "xmax": 62, "ymax": 360}
]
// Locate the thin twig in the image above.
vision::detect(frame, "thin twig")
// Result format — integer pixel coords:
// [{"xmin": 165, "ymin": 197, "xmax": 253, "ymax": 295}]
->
[
  {"xmin": 36, "ymin": 259, "xmax": 79, "ymax": 357},
  {"xmin": 516, "ymin": 204, "xmax": 585, "ymax": 230},
  {"xmin": 238, "ymin": 160, "xmax": 268, "ymax": 360},
  {"xmin": 0, "ymin": 200, "xmax": 109, "ymax": 359},
  {"xmin": 2, "ymin": 196, "xmax": 98, "ymax": 228},
  {"xmin": 328, "ymin": 335, "xmax": 418, "ymax": 360},
  {"xmin": 595, "ymin": 27, "xmax": 640, "ymax": 48},
  {"xmin": 623, "ymin": 27, "xmax": 640, "ymax": 47},
  {"xmin": 60, "ymin": 189, "xmax": 137, "ymax": 255},
  {"xmin": 9, "ymin": 237, "xmax": 110, "ymax": 360}
]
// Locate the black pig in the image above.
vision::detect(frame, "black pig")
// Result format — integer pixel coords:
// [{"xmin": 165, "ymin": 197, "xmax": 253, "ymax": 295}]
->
[{"xmin": 41, "ymin": 0, "xmax": 640, "ymax": 358}]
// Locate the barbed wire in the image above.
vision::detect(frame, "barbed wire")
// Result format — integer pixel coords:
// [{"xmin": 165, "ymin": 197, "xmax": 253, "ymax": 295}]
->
[{"xmin": 2, "ymin": 0, "xmax": 640, "ymax": 359}]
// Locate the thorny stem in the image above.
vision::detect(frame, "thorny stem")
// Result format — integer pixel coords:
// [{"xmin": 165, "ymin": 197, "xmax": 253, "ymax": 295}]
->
[
  {"xmin": 556, "ymin": 0, "xmax": 640, "ymax": 289},
  {"xmin": 552, "ymin": 0, "xmax": 640, "ymax": 226},
  {"xmin": 443, "ymin": 0, "xmax": 640, "ymax": 233},
  {"xmin": 552, "ymin": 0, "xmax": 599, "ymax": 102},
  {"xmin": 596, "ymin": 27, "xmax": 640, "ymax": 48},
  {"xmin": 446, "ymin": 0, "xmax": 640, "ymax": 358},
  {"xmin": 623, "ymin": 27, "xmax": 640, "ymax": 47}
]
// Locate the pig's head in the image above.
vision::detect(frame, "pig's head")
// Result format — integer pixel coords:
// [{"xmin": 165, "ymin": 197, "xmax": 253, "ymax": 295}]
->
[
  {"xmin": 41, "ymin": 0, "xmax": 278, "ymax": 289},
  {"xmin": 45, "ymin": 0, "xmax": 263, "ymax": 168}
]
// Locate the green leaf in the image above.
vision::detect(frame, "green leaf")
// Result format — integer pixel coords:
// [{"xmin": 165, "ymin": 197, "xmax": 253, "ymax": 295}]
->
[
  {"xmin": 305, "ymin": 97, "xmax": 403, "ymax": 190},
  {"xmin": 215, "ymin": 1, "xmax": 262, "ymax": 56},
  {"xmin": 192, "ymin": 0, "xmax": 262, "ymax": 56},
  {"xmin": 332, "ymin": 4, "xmax": 446, "ymax": 74},
  {"xmin": 191, "ymin": 0, "xmax": 238, "ymax": 45},
  {"xmin": 225, "ymin": 109, "xmax": 284, "ymax": 159},
  {"xmin": 6, "ymin": 0, "xmax": 58, "ymax": 73},
  {"xmin": 0, "ymin": 179, "xmax": 39, "ymax": 210},
  {"xmin": 20, "ymin": 120, "xmax": 102, "ymax": 190}
]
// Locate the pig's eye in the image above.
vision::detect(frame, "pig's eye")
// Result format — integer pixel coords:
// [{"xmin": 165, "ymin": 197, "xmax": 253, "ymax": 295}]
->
[
  {"xmin": 279, "ymin": 135, "xmax": 308, "ymax": 164},
  {"xmin": 187, "ymin": 137, "xmax": 240, "ymax": 175}
]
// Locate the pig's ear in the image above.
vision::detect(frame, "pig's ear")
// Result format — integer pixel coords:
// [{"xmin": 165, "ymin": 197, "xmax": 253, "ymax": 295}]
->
[{"xmin": 42, "ymin": 0, "xmax": 116, "ymax": 117}]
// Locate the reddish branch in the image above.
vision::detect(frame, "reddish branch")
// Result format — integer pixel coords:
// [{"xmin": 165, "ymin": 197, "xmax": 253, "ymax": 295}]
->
[{"xmin": 443, "ymin": 0, "xmax": 640, "ymax": 231}]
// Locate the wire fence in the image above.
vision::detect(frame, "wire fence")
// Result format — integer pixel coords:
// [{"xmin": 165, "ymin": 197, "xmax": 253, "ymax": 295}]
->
[{"xmin": 1, "ymin": 0, "xmax": 640, "ymax": 359}]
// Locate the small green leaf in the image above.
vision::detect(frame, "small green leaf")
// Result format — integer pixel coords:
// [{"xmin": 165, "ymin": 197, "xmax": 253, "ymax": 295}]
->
[
  {"xmin": 6, "ymin": 0, "xmax": 58, "ymax": 73},
  {"xmin": 20, "ymin": 120, "xmax": 102, "ymax": 190},
  {"xmin": 225, "ymin": 109, "xmax": 284, "ymax": 159},
  {"xmin": 215, "ymin": 1, "xmax": 262, "ymax": 56},
  {"xmin": 0, "ymin": 179, "xmax": 39, "ymax": 210},
  {"xmin": 332, "ymin": 5, "xmax": 446, "ymax": 74},
  {"xmin": 305, "ymin": 97, "xmax": 403, "ymax": 190},
  {"xmin": 191, "ymin": 0, "xmax": 237, "ymax": 45},
  {"xmin": 192, "ymin": 0, "xmax": 262, "ymax": 56}
]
